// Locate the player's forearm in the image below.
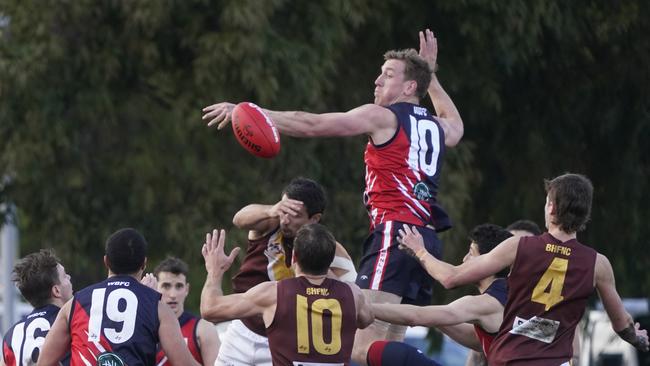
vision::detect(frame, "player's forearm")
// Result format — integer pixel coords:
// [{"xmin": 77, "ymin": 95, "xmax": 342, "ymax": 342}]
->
[
  {"xmin": 428, "ymin": 75, "xmax": 463, "ymax": 146},
  {"xmin": 232, "ymin": 204, "xmax": 275, "ymax": 229},
  {"xmin": 416, "ymin": 249, "xmax": 461, "ymax": 289},
  {"xmin": 264, "ymin": 110, "xmax": 322, "ymax": 137},
  {"xmin": 372, "ymin": 304, "xmax": 419, "ymax": 326},
  {"xmin": 199, "ymin": 273, "xmax": 225, "ymax": 321}
]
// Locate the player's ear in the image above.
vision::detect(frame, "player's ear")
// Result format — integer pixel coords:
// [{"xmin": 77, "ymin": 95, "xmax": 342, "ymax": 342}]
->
[
  {"xmin": 103, "ymin": 255, "xmax": 110, "ymax": 270},
  {"xmin": 141, "ymin": 257, "xmax": 148, "ymax": 272},
  {"xmin": 51, "ymin": 283, "xmax": 62, "ymax": 299},
  {"xmin": 403, "ymin": 80, "xmax": 417, "ymax": 96},
  {"xmin": 309, "ymin": 213, "xmax": 322, "ymax": 223},
  {"xmin": 546, "ymin": 195, "xmax": 555, "ymax": 215}
]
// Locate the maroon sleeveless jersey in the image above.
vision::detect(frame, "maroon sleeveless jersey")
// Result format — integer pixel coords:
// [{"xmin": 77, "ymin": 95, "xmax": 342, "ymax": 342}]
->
[
  {"xmin": 267, "ymin": 277, "xmax": 357, "ymax": 365},
  {"xmin": 488, "ymin": 233, "xmax": 597, "ymax": 365},
  {"xmin": 232, "ymin": 228, "xmax": 295, "ymax": 336}
]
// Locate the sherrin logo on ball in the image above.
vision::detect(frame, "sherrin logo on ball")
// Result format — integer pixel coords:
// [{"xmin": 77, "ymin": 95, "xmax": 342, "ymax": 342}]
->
[{"xmin": 231, "ymin": 102, "xmax": 281, "ymax": 158}]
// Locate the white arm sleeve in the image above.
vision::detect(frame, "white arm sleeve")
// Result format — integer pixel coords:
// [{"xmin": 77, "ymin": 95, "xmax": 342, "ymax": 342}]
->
[{"xmin": 330, "ymin": 256, "xmax": 358, "ymax": 282}]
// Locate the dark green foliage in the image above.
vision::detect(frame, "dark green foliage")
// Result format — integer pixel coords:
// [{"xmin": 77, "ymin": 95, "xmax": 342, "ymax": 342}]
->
[{"xmin": 1, "ymin": 0, "xmax": 648, "ymax": 322}]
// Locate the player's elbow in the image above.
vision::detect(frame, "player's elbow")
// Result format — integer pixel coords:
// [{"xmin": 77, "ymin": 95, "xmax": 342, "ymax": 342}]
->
[
  {"xmin": 232, "ymin": 213, "xmax": 245, "ymax": 228},
  {"xmin": 200, "ymin": 304, "xmax": 224, "ymax": 323},
  {"xmin": 439, "ymin": 276, "xmax": 459, "ymax": 290},
  {"xmin": 403, "ymin": 313, "xmax": 421, "ymax": 327}
]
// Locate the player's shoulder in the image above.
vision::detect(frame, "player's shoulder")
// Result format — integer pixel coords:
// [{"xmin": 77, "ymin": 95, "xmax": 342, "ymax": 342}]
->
[
  {"xmin": 594, "ymin": 252, "xmax": 612, "ymax": 274},
  {"xmin": 350, "ymin": 104, "xmax": 395, "ymax": 124}
]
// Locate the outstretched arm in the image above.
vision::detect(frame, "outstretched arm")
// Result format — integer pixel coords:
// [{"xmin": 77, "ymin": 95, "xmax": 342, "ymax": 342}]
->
[
  {"xmin": 398, "ymin": 225, "xmax": 517, "ymax": 288},
  {"xmin": 373, "ymin": 294, "xmax": 500, "ymax": 328},
  {"xmin": 595, "ymin": 254, "xmax": 649, "ymax": 351},
  {"xmin": 419, "ymin": 29, "xmax": 463, "ymax": 147},
  {"xmin": 200, "ymin": 229, "xmax": 277, "ymax": 323},
  {"xmin": 203, "ymin": 103, "xmax": 396, "ymax": 141}
]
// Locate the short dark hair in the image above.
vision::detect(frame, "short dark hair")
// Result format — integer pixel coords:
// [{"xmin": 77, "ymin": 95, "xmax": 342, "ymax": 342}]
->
[
  {"xmin": 544, "ymin": 174, "xmax": 593, "ymax": 233},
  {"xmin": 293, "ymin": 223, "xmax": 336, "ymax": 276},
  {"xmin": 13, "ymin": 249, "xmax": 61, "ymax": 308},
  {"xmin": 282, "ymin": 177, "xmax": 326, "ymax": 217},
  {"xmin": 383, "ymin": 48, "xmax": 433, "ymax": 99},
  {"xmin": 105, "ymin": 228, "xmax": 147, "ymax": 275},
  {"xmin": 469, "ymin": 224, "xmax": 513, "ymax": 278},
  {"xmin": 506, "ymin": 220, "xmax": 542, "ymax": 236},
  {"xmin": 153, "ymin": 257, "xmax": 189, "ymax": 279}
]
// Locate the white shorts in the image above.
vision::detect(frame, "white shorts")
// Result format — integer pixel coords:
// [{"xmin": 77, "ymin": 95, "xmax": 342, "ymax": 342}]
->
[{"xmin": 215, "ymin": 319, "xmax": 272, "ymax": 366}]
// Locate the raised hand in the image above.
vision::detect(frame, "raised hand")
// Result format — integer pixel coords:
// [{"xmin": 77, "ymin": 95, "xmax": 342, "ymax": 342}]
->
[
  {"xmin": 202, "ymin": 229, "xmax": 241, "ymax": 277},
  {"xmin": 418, "ymin": 28, "xmax": 438, "ymax": 72},
  {"xmin": 397, "ymin": 225, "xmax": 426, "ymax": 256},
  {"xmin": 141, "ymin": 273, "xmax": 158, "ymax": 290},
  {"xmin": 202, "ymin": 102, "xmax": 236, "ymax": 130}
]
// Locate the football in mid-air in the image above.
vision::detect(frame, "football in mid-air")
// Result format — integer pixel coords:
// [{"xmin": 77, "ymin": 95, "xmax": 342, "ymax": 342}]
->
[{"xmin": 231, "ymin": 102, "xmax": 280, "ymax": 159}]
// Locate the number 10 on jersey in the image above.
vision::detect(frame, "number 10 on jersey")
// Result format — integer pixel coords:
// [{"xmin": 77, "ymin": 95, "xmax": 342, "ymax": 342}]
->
[
  {"xmin": 408, "ymin": 116, "xmax": 441, "ymax": 177},
  {"xmin": 296, "ymin": 295, "xmax": 343, "ymax": 355}
]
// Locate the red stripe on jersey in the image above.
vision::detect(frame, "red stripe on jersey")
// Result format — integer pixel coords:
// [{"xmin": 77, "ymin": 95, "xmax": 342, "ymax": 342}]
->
[
  {"xmin": 70, "ymin": 300, "xmax": 114, "ymax": 364},
  {"xmin": 3, "ymin": 340, "xmax": 16, "ymax": 366},
  {"xmin": 474, "ymin": 324, "xmax": 495, "ymax": 357}
]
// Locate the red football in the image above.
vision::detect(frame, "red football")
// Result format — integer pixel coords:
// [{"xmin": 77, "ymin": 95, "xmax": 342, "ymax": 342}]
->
[{"xmin": 231, "ymin": 102, "xmax": 281, "ymax": 159}]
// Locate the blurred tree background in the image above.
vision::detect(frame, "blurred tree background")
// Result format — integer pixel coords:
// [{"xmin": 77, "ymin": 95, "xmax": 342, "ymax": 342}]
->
[{"xmin": 1, "ymin": 0, "xmax": 648, "ymax": 337}]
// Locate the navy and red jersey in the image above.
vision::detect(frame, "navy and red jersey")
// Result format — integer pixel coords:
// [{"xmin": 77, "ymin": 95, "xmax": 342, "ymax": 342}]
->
[
  {"xmin": 489, "ymin": 233, "xmax": 597, "ymax": 365},
  {"xmin": 232, "ymin": 227, "xmax": 295, "ymax": 336},
  {"xmin": 267, "ymin": 277, "xmax": 357, "ymax": 365},
  {"xmin": 473, "ymin": 278, "xmax": 508, "ymax": 357},
  {"xmin": 363, "ymin": 102, "xmax": 450, "ymax": 232},
  {"xmin": 367, "ymin": 340, "xmax": 441, "ymax": 366},
  {"xmin": 2, "ymin": 304, "xmax": 70, "ymax": 366},
  {"xmin": 68, "ymin": 275, "xmax": 161, "ymax": 366},
  {"xmin": 155, "ymin": 311, "xmax": 202, "ymax": 365}
]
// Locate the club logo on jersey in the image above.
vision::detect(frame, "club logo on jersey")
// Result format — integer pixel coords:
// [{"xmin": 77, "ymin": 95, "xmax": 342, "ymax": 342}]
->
[
  {"xmin": 97, "ymin": 352, "xmax": 125, "ymax": 366},
  {"xmin": 413, "ymin": 106, "xmax": 428, "ymax": 116},
  {"xmin": 413, "ymin": 182, "xmax": 432, "ymax": 201}
]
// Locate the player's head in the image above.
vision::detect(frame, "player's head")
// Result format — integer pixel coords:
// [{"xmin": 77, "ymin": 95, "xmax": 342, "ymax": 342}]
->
[
  {"xmin": 104, "ymin": 228, "xmax": 148, "ymax": 276},
  {"xmin": 154, "ymin": 257, "xmax": 190, "ymax": 316},
  {"xmin": 465, "ymin": 224, "xmax": 513, "ymax": 278},
  {"xmin": 292, "ymin": 223, "xmax": 336, "ymax": 276},
  {"xmin": 280, "ymin": 177, "xmax": 327, "ymax": 238},
  {"xmin": 12, "ymin": 249, "xmax": 73, "ymax": 308},
  {"xmin": 374, "ymin": 49, "xmax": 432, "ymax": 106},
  {"xmin": 544, "ymin": 173, "xmax": 593, "ymax": 233},
  {"xmin": 506, "ymin": 219, "xmax": 542, "ymax": 237}
]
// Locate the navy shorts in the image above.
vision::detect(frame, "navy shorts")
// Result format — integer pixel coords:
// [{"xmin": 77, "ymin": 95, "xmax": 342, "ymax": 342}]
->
[
  {"xmin": 355, "ymin": 221, "xmax": 442, "ymax": 305},
  {"xmin": 367, "ymin": 340, "xmax": 442, "ymax": 366}
]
